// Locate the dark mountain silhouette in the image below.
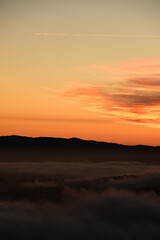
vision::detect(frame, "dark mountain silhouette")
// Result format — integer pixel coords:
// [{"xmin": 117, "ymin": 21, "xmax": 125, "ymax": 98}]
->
[{"xmin": 0, "ymin": 135, "xmax": 160, "ymax": 163}]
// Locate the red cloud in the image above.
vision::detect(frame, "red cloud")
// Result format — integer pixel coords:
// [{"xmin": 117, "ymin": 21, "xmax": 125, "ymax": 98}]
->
[{"xmin": 62, "ymin": 59, "xmax": 160, "ymax": 128}]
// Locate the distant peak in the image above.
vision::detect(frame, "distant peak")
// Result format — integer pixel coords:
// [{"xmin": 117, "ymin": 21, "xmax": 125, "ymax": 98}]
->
[{"xmin": 69, "ymin": 137, "xmax": 82, "ymax": 141}]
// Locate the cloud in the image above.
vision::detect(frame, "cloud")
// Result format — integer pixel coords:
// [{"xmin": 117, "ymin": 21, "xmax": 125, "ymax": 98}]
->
[
  {"xmin": 33, "ymin": 33, "xmax": 160, "ymax": 38},
  {"xmin": 121, "ymin": 59, "xmax": 160, "ymax": 73},
  {"xmin": 1, "ymin": 175, "xmax": 160, "ymax": 240},
  {"xmin": 89, "ymin": 58, "xmax": 160, "ymax": 75},
  {"xmin": 62, "ymin": 58, "xmax": 160, "ymax": 128},
  {"xmin": 124, "ymin": 78, "xmax": 160, "ymax": 92},
  {"xmin": 1, "ymin": 159, "xmax": 160, "ymax": 239},
  {"xmin": 129, "ymin": 78, "xmax": 160, "ymax": 86}
]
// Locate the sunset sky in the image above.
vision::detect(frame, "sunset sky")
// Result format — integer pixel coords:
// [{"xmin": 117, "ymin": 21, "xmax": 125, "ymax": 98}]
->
[{"xmin": 1, "ymin": 0, "xmax": 160, "ymax": 145}]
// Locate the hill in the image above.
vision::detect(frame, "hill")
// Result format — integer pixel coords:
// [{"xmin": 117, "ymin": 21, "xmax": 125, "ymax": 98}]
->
[{"xmin": 0, "ymin": 135, "xmax": 160, "ymax": 163}]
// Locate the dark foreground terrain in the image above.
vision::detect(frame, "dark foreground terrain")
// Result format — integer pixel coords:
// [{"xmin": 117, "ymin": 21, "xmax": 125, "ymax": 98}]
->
[
  {"xmin": 0, "ymin": 136, "xmax": 160, "ymax": 239},
  {"xmin": 0, "ymin": 135, "xmax": 160, "ymax": 163}
]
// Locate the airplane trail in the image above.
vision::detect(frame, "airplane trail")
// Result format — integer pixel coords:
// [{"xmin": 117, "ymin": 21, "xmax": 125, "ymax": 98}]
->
[{"xmin": 33, "ymin": 33, "xmax": 160, "ymax": 38}]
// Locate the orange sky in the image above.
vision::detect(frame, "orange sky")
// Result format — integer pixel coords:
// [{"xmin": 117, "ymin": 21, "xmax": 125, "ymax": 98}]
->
[{"xmin": 1, "ymin": 0, "xmax": 160, "ymax": 145}]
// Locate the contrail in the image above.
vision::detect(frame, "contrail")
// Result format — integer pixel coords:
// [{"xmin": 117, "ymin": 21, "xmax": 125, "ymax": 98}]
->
[{"xmin": 33, "ymin": 33, "xmax": 160, "ymax": 38}]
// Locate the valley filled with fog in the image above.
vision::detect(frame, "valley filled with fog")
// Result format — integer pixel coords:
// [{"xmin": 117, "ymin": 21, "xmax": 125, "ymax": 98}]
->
[{"xmin": 1, "ymin": 159, "xmax": 160, "ymax": 239}]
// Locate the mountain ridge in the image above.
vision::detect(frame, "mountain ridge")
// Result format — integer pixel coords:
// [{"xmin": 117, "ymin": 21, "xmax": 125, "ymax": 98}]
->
[
  {"xmin": 0, "ymin": 135, "xmax": 160, "ymax": 163},
  {"xmin": 0, "ymin": 135, "xmax": 159, "ymax": 148}
]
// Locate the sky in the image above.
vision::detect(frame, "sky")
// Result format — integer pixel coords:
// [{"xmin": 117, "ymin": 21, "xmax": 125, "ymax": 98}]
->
[{"xmin": 1, "ymin": 0, "xmax": 160, "ymax": 145}]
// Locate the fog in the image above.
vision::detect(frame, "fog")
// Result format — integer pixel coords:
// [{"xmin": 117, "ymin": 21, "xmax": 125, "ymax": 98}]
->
[
  {"xmin": 0, "ymin": 161, "xmax": 160, "ymax": 181},
  {"xmin": 0, "ymin": 160, "xmax": 160, "ymax": 239}
]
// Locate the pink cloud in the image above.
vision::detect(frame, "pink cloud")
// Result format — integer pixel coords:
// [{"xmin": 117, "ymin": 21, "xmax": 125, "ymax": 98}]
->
[
  {"xmin": 89, "ymin": 58, "xmax": 160, "ymax": 75},
  {"xmin": 122, "ymin": 59, "xmax": 160, "ymax": 73}
]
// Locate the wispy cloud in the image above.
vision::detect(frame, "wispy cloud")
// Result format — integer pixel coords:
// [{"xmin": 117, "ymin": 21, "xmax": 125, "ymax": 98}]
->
[
  {"xmin": 33, "ymin": 33, "xmax": 160, "ymax": 38},
  {"xmin": 89, "ymin": 58, "xmax": 160, "ymax": 75},
  {"xmin": 62, "ymin": 58, "xmax": 160, "ymax": 128},
  {"xmin": 0, "ymin": 116, "xmax": 108, "ymax": 123}
]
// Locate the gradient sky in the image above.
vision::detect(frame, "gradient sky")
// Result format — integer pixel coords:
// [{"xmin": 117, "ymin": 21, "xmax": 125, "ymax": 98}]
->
[{"xmin": 1, "ymin": 0, "xmax": 160, "ymax": 145}]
